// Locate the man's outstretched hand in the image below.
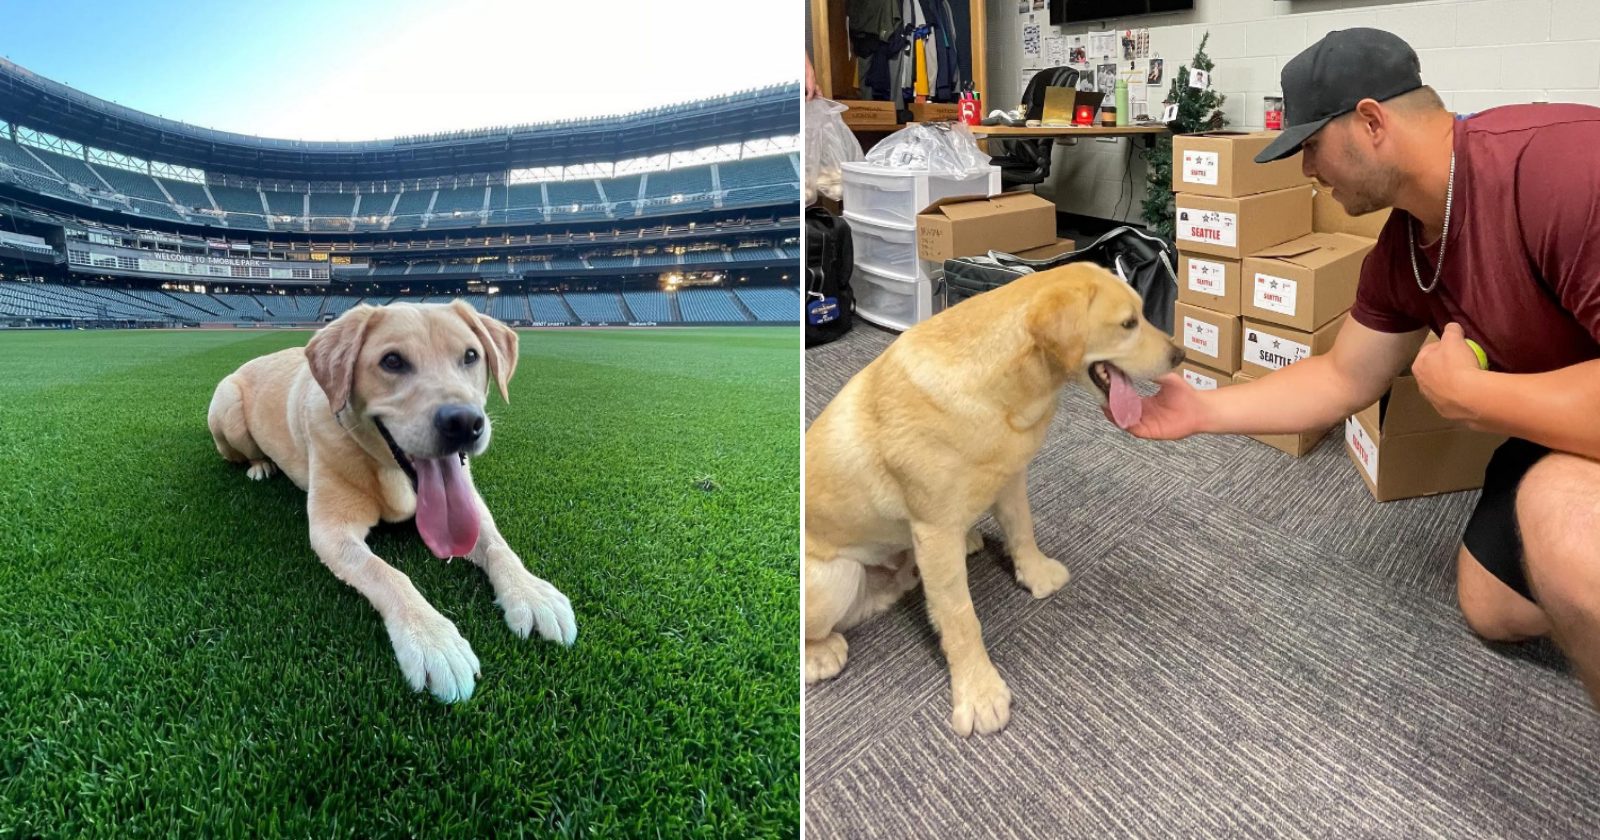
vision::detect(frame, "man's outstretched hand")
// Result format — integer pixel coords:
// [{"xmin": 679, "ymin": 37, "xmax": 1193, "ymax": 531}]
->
[{"xmin": 1102, "ymin": 372, "xmax": 1208, "ymax": 440}]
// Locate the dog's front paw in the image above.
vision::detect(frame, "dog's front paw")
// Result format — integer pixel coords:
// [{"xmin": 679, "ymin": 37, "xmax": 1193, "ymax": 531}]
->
[
  {"xmin": 1015, "ymin": 553, "xmax": 1071, "ymax": 599},
  {"xmin": 805, "ymin": 633, "xmax": 849, "ymax": 683},
  {"xmin": 246, "ymin": 460, "xmax": 276, "ymax": 481},
  {"xmin": 950, "ymin": 666, "xmax": 1012, "ymax": 736},
  {"xmin": 497, "ymin": 574, "xmax": 578, "ymax": 646},
  {"xmin": 387, "ymin": 609, "xmax": 480, "ymax": 703}
]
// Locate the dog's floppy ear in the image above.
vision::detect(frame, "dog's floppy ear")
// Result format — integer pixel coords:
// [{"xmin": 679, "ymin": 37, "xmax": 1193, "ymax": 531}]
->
[
  {"xmin": 1024, "ymin": 274, "xmax": 1097, "ymax": 371},
  {"xmin": 452, "ymin": 300, "xmax": 518, "ymax": 403},
  {"xmin": 305, "ymin": 305, "xmax": 378, "ymax": 415}
]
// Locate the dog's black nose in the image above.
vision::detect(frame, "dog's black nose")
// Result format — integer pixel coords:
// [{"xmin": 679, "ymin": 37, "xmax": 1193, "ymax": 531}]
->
[
  {"xmin": 1168, "ymin": 343, "xmax": 1186, "ymax": 367},
  {"xmin": 434, "ymin": 404, "xmax": 485, "ymax": 449}
]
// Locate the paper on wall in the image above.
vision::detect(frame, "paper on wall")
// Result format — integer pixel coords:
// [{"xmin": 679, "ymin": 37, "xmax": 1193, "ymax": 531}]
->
[
  {"xmin": 1047, "ymin": 35, "xmax": 1066, "ymax": 67},
  {"xmin": 1089, "ymin": 30, "xmax": 1117, "ymax": 61},
  {"xmin": 1024, "ymin": 23, "xmax": 1042, "ymax": 60}
]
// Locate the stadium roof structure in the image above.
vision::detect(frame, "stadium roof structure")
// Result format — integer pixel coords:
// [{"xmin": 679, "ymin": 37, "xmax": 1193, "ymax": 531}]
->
[{"xmin": 0, "ymin": 58, "xmax": 800, "ymax": 181}]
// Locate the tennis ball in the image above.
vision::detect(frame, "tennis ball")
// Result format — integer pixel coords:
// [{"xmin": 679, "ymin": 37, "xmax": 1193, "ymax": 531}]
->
[{"xmin": 1465, "ymin": 339, "xmax": 1489, "ymax": 371}]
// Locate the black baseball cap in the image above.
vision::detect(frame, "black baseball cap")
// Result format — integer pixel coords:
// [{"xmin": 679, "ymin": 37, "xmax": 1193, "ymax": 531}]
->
[{"xmin": 1254, "ymin": 28, "xmax": 1423, "ymax": 164}]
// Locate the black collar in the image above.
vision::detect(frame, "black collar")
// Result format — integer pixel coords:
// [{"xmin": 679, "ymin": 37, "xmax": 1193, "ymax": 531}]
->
[{"xmin": 372, "ymin": 418, "xmax": 419, "ymax": 491}]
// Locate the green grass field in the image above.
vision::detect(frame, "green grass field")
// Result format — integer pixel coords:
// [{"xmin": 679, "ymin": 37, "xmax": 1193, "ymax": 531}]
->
[{"xmin": 0, "ymin": 326, "xmax": 799, "ymax": 837}]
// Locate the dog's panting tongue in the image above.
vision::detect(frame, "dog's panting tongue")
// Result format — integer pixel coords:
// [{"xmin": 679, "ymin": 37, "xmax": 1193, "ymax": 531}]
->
[
  {"xmin": 1107, "ymin": 366, "xmax": 1143, "ymax": 430},
  {"xmin": 412, "ymin": 455, "xmax": 481, "ymax": 558}
]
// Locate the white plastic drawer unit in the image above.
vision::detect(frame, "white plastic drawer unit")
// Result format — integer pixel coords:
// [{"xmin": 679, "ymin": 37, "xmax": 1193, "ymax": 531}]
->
[
  {"xmin": 839, "ymin": 162, "xmax": 1000, "ymax": 229},
  {"xmin": 845, "ymin": 214, "xmax": 923, "ymax": 280},
  {"xmin": 852, "ymin": 264, "xmax": 937, "ymax": 331}
]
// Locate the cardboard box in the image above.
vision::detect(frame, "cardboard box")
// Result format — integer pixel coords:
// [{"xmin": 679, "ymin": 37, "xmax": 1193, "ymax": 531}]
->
[
  {"xmin": 916, "ymin": 193, "xmax": 1057, "ymax": 263},
  {"xmin": 1172, "ymin": 131, "xmax": 1313, "ymax": 198},
  {"xmin": 1344, "ymin": 375, "xmax": 1507, "ymax": 501},
  {"xmin": 1179, "ymin": 361, "xmax": 1232, "ymax": 391},
  {"xmin": 909, "ymin": 102, "xmax": 961, "ymax": 123},
  {"xmin": 1175, "ymin": 301, "xmax": 1241, "ymax": 373},
  {"xmin": 1239, "ymin": 312, "xmax": 1346, "ymax": 379},
  {"xmin": 1312, "ymin": 186, "xmax": 1391, "ymax": 239},
  {"xmin": 1176, "ymin": 251, "xmax": 1241, "ymax": 315},
  {"xmin": 1232, "ymin": 371, "xmax": 1330, "ymax": 457},
  {"xmin": 1010, "ymin": 237, "xmax": 1078, "ymax": 261},
  {"xmin": 1175, "ymin": 184, "xmax": 1313, "ymax": 261},
  {"xmin": 1241, "ymin": 233, "xmax": 1374, "ymax": 331},
  {"xmin": 837, "ymin": 100, "xmax": 898, "ymax": 128}
]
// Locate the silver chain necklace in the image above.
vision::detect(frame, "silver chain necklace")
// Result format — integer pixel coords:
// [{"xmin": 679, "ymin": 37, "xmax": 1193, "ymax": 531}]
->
[{"xmin": 1408, "ymin": 150, "xmax": 1456, "ymax": 294}]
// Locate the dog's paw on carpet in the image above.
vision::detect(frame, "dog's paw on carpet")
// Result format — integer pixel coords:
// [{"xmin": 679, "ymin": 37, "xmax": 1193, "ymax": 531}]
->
[
  {"xmin": 806, "ymin": 633, "xmax": 849, "ymax": 684},
  {"xmin": 950, "ymin": 666, "xmax": 1012, "ymax": 736}
]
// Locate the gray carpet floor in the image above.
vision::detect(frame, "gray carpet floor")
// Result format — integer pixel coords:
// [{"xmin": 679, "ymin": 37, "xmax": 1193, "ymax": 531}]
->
[{"xmin": 804, "ymin": 322, "xmax": 1600, "ymax": 840}]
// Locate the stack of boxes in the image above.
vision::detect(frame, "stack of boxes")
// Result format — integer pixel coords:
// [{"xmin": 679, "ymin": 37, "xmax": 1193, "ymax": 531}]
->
[{"xmin": 1171, "ymin": 131, "xmax": 1370, "ymax": 457}]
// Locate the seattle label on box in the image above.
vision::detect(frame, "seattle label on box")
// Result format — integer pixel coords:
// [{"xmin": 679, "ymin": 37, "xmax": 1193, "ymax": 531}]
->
[
  {"xmin": 1345, "ymin": 415, "xmax": 1379, "ymax": 483},
  {"xmin": 1181, "ymin": 150, "xmax": 1220, "ymax": 186},
  {"xmin": 1183, "ymin": 367, "xmax": 1221, "ymax": 389},
  {"xmin": 1177, "ymin": 209, "xmax": 1238, "ymax": 248},
  {"xmin": 1184, "ymin": 316, "xmax": 1221, "ymax": 358},
  {"xmin": 1252, "ymin": 271, "xmax": 1298, "ymax": 316},
  {"xmin": 1188, "ymin": 256, "xmax": 1228, "ymax": 297},
  {"xmin": 1242, "ymin": 325, "xmax": 1311, "ymax": 371}
]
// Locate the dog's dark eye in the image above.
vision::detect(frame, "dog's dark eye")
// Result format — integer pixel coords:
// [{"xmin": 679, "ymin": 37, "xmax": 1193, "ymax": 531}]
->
[
  {"xmin": 380, "ymin": 352, "xmax": 409, "ymax": 373},
  {"xmin": 464, "ymin": 348, "xmax": 480, "ymax": 365},
  {"xmin": 1121, "ymin": 318, "xmax": 1137, "ymax": 330}
]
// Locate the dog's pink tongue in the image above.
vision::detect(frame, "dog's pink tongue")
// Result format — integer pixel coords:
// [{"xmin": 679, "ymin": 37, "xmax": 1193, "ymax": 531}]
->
[
  {"xmin": 1107, "ymin": 367, "xmax": 1143, "ymax": 430},
  {"xmin": 413, "ymin": 456, "xmax": 481, "ymax": 559}
]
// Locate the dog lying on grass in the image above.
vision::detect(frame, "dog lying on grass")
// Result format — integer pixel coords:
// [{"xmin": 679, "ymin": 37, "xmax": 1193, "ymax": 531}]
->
[{"xmin": 208, "ymin": 301, "xmax": 576, "ymax": 702}]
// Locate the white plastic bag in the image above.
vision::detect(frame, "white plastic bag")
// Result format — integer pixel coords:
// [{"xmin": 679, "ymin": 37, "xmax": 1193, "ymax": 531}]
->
[
  {"xmin": 863, "ymin": 121, "xmax": 991, "ymax": 174},
  {"xmin": 804, "ymin": 98, "xmax": 864, "ymax": 205}
]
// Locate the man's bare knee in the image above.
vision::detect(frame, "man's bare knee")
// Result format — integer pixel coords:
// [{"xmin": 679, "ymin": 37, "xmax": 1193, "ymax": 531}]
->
[
  {"xmin": 1456, "ymin": 546, "xmax": 1548, "ymax": 642},
  {"xmin": 1514, "ymin": 455, "xmax": 1600, "ymax": 620}
]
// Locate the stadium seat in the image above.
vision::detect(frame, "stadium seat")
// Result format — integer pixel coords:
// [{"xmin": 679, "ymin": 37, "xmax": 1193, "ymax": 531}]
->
[
  {"xmin": 675, "ymin": 288, "xmax": 749, "ymax": 323},
  {"xmin": 732, "ymin": 287, "xmax": 799, "ymax": 323},
  {"xmin": 564, "ymin": 292, "xmax": 626, "ymax": 323}
]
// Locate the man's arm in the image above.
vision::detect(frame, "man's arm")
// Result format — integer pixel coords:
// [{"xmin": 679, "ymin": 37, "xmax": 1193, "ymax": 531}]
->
[
  {"xmin": 1125, "ymin": 317, "xmax": 1425, "ymax": 440},
  {"xmin": 1413, "ymin": 324, "xmax": 1600, "ymax": 458}
]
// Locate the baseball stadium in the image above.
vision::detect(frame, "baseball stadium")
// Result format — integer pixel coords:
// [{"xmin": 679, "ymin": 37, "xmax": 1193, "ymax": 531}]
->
[{"xmin": 0, "ymin": 42, "xmax": 801, "ymax": 837}]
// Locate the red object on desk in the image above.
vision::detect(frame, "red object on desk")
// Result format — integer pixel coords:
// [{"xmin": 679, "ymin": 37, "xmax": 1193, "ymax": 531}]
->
[
  {"xmin": 1073, "ymin": 104, "xmax": 1095, "ymax": 126},
  {"xmin": 959, "ymin": 91, "xmax": 981, "ymax": 125}
]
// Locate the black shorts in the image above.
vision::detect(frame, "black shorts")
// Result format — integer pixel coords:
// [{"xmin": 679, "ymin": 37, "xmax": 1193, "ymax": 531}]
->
[{"xmin": 1461, "ymin": 438, "xmax": 1552, "ymax": 601}]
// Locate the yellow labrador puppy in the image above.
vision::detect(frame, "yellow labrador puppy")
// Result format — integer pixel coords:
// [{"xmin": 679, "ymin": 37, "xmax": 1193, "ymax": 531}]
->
[
  {"xmin": 207, "ymin": 301, "xmax": 576, "ymax": 703},
  {"xmin": 805, "ymin": 264, "xmax": 1181, "ymax": 736}
]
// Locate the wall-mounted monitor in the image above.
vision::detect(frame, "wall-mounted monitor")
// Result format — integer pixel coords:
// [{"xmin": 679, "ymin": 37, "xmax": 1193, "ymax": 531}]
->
[{"xmin": 1050, "ymin": 0, "xmax": 1195, "ymax": 26}]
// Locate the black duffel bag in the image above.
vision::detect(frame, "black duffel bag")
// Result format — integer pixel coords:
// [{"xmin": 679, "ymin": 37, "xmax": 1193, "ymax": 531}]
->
[
  {"xmin": 940, "ymin": 226, "xmax": 1179, "ymax": 335},
  {"xmin": 804, "ymin": 206, "xmax": 855, "ymax": 347}
]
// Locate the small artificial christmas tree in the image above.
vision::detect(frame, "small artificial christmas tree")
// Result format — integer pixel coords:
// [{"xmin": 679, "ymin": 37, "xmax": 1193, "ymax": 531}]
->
[{"xmin": 1139, "ymin": 32, "xmax": 1228, "ymax": 239}]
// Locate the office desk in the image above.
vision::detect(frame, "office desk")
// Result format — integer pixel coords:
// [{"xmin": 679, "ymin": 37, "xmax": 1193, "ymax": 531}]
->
[{"xmin": 969, "ymin": 125, "xmax": 1170, "ymax": 139}]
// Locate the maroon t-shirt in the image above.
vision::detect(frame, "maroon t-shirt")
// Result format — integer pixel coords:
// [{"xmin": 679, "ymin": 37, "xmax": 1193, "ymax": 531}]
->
[{"xmin": 1351, "ymin": 103, "xmax": 1600, "ymax": 373}]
